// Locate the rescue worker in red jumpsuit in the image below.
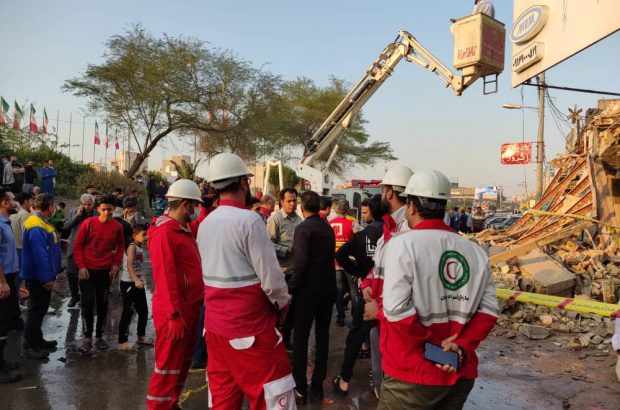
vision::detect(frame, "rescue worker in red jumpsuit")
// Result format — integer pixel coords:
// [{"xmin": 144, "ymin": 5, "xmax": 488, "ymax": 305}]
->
[
  {"xmin": 197, "ymin": 153, "xmax": 294, "ymax": 410},
  {"xmin": 146, "ymin": 179, "xmax": 204, "ymax": 409}
]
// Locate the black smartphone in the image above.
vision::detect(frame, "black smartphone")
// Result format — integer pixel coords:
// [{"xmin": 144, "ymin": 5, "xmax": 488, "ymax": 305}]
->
[{"xmin": 423, "ymin": 342, "xmax": 460, "ymax": 371}]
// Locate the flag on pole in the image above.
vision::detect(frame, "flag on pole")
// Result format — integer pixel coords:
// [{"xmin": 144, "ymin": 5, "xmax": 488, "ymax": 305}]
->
[
  {"xmin": 104, "ymin": 123, "xmax": 109, "ymax": 148},
  {"xmin": 29, "ymin": 104, "xmax": 38, "ymax": 132},
  {"xmin": 0, "ymin": 97, "xmax": 8, "ymax": 127},
  {"xmin": 94, "ymin": 121, "xmax": 101, "ymax": 145},
  {"xmin": 42, "ymin": 108, "xmax": 48, "ymax": 134},
  {"xmin": 13, "ymin": 101, "xmax": 23, "ymax": 129},
  {"xmin": 115, "ymin": 133, "xmax": 120, "ymax": 150}
]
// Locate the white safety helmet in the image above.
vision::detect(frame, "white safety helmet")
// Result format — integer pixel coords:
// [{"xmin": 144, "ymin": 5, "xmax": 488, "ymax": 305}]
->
[
  {"xmin": 379, "ymin": 165, "xmax": 414, "ymax": 193},
  {"xmin": 206, "ymin": 152, "xmax": 254, "ymax": 189},
  {"xmin": 400, "ymin": 169, "xmax": 451, "ymax": 200},
  {"xmin": 166, "ymin": 179, "xmax": 203, "ymax": 202}
]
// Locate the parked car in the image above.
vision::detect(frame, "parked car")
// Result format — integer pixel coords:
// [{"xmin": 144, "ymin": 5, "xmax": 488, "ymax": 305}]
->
[
  {"xmin": 486, "ymin": 216, "xmax": 508, "ymax": 229},
  {"xmin": 495, "ymin": 215, "xmax": 521, "ymax": 231}
]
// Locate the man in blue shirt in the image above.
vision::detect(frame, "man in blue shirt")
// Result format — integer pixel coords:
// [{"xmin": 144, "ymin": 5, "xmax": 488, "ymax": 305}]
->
[
  {"xmin": 20, "ymin": 193, "xmax": 62, "ymax": 360},
  {"xmin": 0, "ymin": 187, "xmax": 21, "ymax": 383}
]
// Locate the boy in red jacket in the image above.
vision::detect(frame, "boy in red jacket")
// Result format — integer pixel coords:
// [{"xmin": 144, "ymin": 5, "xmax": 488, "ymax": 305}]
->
[{"xmin": 73, "ymin": 195, "xmax": 124, "ymax": 352}]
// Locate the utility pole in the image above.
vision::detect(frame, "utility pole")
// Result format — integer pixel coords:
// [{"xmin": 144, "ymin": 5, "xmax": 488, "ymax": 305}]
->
[{"xmin": 535, "ymin": 72, "xmax": 545, "ymax": 200}]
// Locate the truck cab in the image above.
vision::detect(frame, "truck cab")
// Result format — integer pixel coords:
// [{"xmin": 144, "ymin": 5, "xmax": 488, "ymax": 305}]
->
[{"xmin": 331, "ymin": 186, "xmax": 382, "ymax": 222}]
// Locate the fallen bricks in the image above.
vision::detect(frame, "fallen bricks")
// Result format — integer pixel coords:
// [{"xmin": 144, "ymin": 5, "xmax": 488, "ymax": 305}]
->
[{"xmin": 476, "ymin": 100, "xmax": 620, "ymax": 352}]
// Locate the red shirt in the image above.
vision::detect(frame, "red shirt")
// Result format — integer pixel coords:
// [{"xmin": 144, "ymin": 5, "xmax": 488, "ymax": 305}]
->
[
  {"xmin": 330, "ymin": 216, "xmax": 354, "ymax": 268},
  {"xmin": 148, "ymin": 215, "xmax": 203, "ymax": 318},
  {"xmin": 73, "ymin": 217, "xmax": 124, "ymax": 270}
]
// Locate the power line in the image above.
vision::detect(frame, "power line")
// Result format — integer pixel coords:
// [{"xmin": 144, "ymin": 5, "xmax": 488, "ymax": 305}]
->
[{"xmin": 522, "ymin": 82, "xmax": 620, "ymax": 97}]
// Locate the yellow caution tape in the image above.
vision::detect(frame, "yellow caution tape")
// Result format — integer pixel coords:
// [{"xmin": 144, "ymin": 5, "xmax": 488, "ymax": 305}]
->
[
  {"xmin": 178, "ymin": 382, "xmax": 209, "ymax": 408},
  {"xmin": 496, "ymin": 288, "xmax": 620, "ymax": 318}
]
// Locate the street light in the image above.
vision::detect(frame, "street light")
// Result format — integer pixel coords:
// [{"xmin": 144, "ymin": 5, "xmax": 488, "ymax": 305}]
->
[
  {"xmin": 502, "ymin": 103, "xmax": 537, "ymax": 110},
  {"xmin": 501, "ymin": 72, "xmax": 546, "ymax": 201}
]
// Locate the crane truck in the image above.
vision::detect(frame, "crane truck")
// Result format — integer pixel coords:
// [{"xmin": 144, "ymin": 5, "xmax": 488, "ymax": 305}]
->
[{"xmin": 266, "ymin": 14, "xmax": 505, "ymax": 206}]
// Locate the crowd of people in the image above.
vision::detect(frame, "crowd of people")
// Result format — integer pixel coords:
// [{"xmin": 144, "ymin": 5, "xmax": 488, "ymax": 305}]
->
[{"xmin": 0, "ymin": 151, "xmax": 501, "ymax": 410}]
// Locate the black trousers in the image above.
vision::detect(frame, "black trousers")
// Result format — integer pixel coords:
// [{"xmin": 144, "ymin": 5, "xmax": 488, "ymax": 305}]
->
[
  {"xmin": 0, "ymin": 272, "xmax": 20, "ymax": 342},
  {"xmin": 66, "ymin": 257, "xmax": 80, "ymax": 299},
  {"xmin": 79, "ymin": 268, "xmax": 111, "ymax": 338},
  {"xmin": 292, "ymin": 281, "xmax": 335, "ymax": 395},
  {"xmin": 24, "ymin": 279, "xmax": 52, "ymax": 346},
  {"xmin": 282, "ymin": 274, "xmax": 295, "ymax": 343},
  {"xmin": 118, "ymin": 281, "xmax": 148, "ymax": 343},
  {"xmin": 340, "ymin": 284, "xmax": 374, "ymax": 382}
]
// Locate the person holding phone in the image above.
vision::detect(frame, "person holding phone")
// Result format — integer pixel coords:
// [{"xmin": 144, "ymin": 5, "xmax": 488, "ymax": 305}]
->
[{"xmin": 377, "ymin": 170, "xmax": 499, "ymax": 410}]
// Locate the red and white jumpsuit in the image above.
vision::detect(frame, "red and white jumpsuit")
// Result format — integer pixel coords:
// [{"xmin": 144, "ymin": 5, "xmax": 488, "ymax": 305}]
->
[
  {"xmin": 146, "ymin": 216, "xmax": 203, "ymax": 409},
  {"xmin": 196, "ymin": 199, "xmax": 294, "ymax": 410}
]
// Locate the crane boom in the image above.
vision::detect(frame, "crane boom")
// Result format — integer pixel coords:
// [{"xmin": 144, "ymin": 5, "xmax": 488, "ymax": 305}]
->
[{"xmin": 298, "ymin": 26, "xmax": 504, "ymax": 194}]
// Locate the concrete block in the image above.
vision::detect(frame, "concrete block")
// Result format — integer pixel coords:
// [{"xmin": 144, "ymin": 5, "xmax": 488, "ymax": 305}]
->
[
  {"xmin": 517, "ymin": 249, "xmax": 575, "ymax": 296},
  {"xmin": 521, "ymin": 324, "xmax": 550, "ymax": 340}
]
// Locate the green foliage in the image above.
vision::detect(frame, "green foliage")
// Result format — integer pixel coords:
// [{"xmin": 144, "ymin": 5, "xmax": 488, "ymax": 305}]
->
[
  {"xmin": 75, "ymin": 171, "xmax": 145, "ymax": 198},
  {"xmin": 0, "ymin": 128, "xmax": 92, "ymax": 199},
  {"xmin": 64, "ymin": 24, "xmax": 283, "ymax": 175},
  {"xmin": 169, "ymin": 159, "xmax": 199, "ymax": 180},
  {"xmin": 145, "ymin": 170, "xmax": 166, "ymax": 184},
  {"xmin": 267, "ymin": 165, "xmax": 300, "ymax": 194},
  {"xmin": 275, "ymin": 76, "xmax": 395, "ymax": 175}
]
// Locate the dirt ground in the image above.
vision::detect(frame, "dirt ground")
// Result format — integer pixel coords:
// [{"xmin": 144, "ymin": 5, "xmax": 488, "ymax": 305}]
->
[{"xmin": 1, "ymin": 257, "xmax": 619, "ymax": 410}]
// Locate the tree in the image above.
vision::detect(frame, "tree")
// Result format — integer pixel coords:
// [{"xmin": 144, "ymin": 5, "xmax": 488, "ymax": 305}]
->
[
  {"xmin": 267, "ymin": 164, "xmax": 300, "ymax": 194},
  {"xmin": 64, "ymin": 25, "xmax": 281, "ymax": 176},
  {"xmin": 170, "ymin": 158, "xmax": 199, "ymax": 180},
  {"xmin": 276, "ymin": 76, "xmax": 395, "ymax": 176}
]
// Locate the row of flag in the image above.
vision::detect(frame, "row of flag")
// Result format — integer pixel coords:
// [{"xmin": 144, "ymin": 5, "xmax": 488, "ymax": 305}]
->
[
  {"xmin": 0, "ymin": 97, "xmax": 48, "ymax": 133},
  {"xmin": 1, "ymin": 95, "xmax": 122, "ymax": 150},
  {"xmin": 94, "ymin": 121, "xmax": 120, "ymax": 150}
]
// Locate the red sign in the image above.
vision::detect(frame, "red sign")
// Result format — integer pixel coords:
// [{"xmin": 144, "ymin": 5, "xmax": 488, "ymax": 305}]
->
[{"xmin": 501, "ymin": 142, "xmax": 532, "ymax": 165}]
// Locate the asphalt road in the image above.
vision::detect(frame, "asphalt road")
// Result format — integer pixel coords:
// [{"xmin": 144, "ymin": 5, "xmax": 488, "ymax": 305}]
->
[{"xmin": 1, "ymin": 259, "xmax": 619, "ymax": 409}]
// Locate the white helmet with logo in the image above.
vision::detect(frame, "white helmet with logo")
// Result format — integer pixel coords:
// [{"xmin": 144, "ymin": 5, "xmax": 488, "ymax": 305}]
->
[
  {"xmin": 400, "ymin": 169, "xmax": 451, "ymax": 200},
  {"xmin": 206, "ymin": 152, "xmax": 254, "ymax": 189},
  {"xmin": 379, "ymin": 165, "xmax": 414, "ymax": 192},
  {"xmin": 166, "ymin": 179, "xmax": 203, "ymax": 202}
]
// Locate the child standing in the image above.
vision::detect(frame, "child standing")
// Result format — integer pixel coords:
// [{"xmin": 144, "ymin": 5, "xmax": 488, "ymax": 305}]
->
[{"xmin": 117, "ymin": 224, "xmax": 152, "ymax": 350}]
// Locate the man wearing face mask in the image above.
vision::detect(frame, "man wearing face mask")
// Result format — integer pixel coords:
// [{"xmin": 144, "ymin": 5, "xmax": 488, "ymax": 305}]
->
[
  {"xmin": 197, "ymin": 153, "xmax": 294, "ymax": 410},
  {"xmin": 146, "ymin": 179, "xmax": 204, "ymax": 410}
]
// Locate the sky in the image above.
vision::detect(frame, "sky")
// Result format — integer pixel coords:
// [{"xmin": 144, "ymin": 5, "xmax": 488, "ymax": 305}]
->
[{"xmin": 1, "ymin": 1, "xmax": 619, "ymax": 196}]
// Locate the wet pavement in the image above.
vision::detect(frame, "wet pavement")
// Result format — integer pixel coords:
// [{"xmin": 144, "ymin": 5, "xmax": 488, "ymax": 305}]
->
[{"xmin": 2, "ymin": 257, "xmax": 620, "ymax": 409}]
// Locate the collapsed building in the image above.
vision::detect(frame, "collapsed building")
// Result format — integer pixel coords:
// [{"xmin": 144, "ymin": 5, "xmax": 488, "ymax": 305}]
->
[{"xmin": 475, "ymin": 99, "xmax": 620, "ymax": 346}]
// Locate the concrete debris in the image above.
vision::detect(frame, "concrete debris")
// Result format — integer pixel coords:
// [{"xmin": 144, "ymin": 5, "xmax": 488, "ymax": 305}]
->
[
  {"xmin": 520, "ymin": 324, "xmax": 551, "ymax": 340},
  {"xmin": 516, "ymin": 249, "xmax": 575, "ymax": 296}
]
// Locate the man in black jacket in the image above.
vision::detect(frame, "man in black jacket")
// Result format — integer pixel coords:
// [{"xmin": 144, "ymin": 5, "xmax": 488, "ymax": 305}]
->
[
  {"xmin": 290, "ymin": 190, "xmax": 336, "ymax": 405},
  {"xmin": 333, "ymin": 194, "xmax": 386, "ymax": 395}
]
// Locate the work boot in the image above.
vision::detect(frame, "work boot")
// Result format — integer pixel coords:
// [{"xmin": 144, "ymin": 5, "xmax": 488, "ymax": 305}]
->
[
  {"xmin": 67, "ymin": 297, "xmax": 80, "ymax": 309},
  {"xmin": 21, "ymin": 344, "xmax": 49, "ymax": 360},
  {"xmin": 0, "ymin": 368, "xmax": 21, "ymax": 384}
]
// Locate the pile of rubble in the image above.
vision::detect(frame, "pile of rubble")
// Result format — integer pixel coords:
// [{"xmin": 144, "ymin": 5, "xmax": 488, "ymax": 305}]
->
[
  {"xmin": 486, "ymin": 236, "xmax": 618, "ymax": 349},
  {"xmin": 475, "ymin": 99, "xmax": 620, "ymax": 350}
]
